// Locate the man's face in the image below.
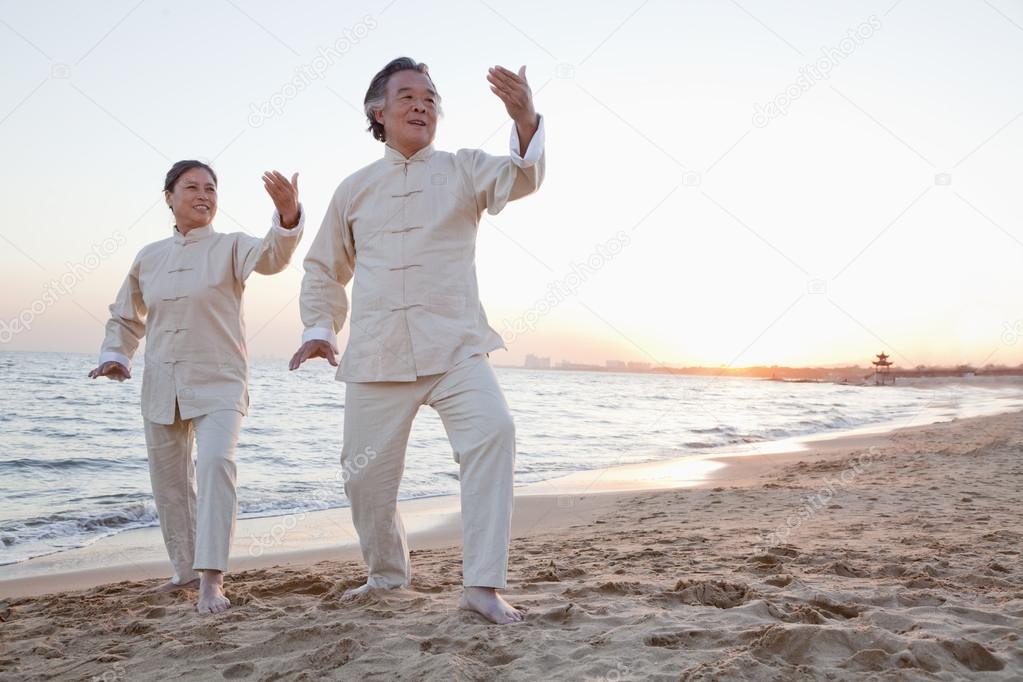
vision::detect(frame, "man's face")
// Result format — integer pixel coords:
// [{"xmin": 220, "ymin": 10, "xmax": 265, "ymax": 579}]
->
[{"xmin": 375, "ymin": 70, "xmax": 438, "ymax": 152}]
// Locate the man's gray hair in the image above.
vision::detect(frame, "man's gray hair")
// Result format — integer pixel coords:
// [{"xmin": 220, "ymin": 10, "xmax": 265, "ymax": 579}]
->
[{"xmin": 363, "ymin": 57, "xmax": 443, "ymax": 142}]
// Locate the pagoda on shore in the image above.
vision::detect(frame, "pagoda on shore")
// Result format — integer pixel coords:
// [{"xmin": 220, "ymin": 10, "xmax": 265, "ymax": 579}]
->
[{"xmin": 872, "ymin": 352, "xmax": 894, "ymax": 385}]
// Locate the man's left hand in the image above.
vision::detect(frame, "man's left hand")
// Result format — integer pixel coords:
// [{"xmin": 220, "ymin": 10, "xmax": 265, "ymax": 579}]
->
[{"xmin": 488, "ymin": 65, "xmax": 538, "ymax": 147}]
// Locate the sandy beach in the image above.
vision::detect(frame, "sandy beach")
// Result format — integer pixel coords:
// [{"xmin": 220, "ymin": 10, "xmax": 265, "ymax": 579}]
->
[{"xmin": 1, "ymin": 409, "xmax": 1021, "ymax": 680}]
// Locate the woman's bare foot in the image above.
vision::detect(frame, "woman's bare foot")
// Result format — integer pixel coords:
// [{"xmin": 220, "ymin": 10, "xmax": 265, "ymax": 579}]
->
[
  {"xmin": 459, "ymin": 586, "xmax": 526, "ymax": 624},
  {"xmin": 196, "ymin": 570, "xmax": 230, "ymax": 614},
  {"xmin": 145, "ymin": 578, "xmax": 198, "ymax": 594}
]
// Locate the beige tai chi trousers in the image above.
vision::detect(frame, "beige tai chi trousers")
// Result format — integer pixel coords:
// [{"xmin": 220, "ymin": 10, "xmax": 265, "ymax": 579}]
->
[
  {"xmin": 143, "ymin": 407, "xmax": 244, "ymax": 584},
  {"xmin": 341, "ymin": 353, "xmax": 516, "ymax": 589}
]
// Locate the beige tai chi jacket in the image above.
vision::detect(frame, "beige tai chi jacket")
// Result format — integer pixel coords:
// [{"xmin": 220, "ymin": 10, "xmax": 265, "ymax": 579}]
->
[
  {"xmin": 300, "ymin": 117, "xmax": 545, "ymax": 382},
  {"xmin": 99, "ymin": 210, "xmax": 305, "ymax": 424}
]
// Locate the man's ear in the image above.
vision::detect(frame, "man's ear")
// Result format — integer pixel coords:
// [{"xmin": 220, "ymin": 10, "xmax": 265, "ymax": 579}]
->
[
  {"xmin": 374, "ymin": 107, "xmax": 385, "ymax": 125},
  {"xmin": 164, "ymin": 189, "xmax": 173, "ymax": 210}
]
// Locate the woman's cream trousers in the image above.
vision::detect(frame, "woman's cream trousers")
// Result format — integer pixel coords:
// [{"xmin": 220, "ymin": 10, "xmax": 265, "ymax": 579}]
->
[{"xmin": 143, "ymin": 407, "xmax": 243, "ymax": 583}]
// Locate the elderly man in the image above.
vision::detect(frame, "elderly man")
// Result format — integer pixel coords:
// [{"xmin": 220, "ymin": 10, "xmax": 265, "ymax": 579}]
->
[{"xmin": 289, "ymin": 57, "xmax": 544, "ymax": 624}]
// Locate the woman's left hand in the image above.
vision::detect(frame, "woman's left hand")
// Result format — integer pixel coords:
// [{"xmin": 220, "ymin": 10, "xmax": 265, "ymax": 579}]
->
[{"xmin": 263, "ymin": 170, "xmax": 300, "ymax": 229}]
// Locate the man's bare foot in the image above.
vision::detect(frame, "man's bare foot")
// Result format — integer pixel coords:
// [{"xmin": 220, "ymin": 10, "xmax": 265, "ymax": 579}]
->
[
  {"xmin": 341, "ymin": 582, "xmax": 375, "ymax": 601},
  {"xmin": 459, "ymin": 586, "xmax": 526, "ymax": 624},
  {"xmin": 145, "ymin": 578, "xmax": 198, "ymax": 594},
  {"xmin": 197, "ymin": 570, "xmax": 231, "ymax": 614},
  {"xmin": 340, "ymin": 581, "xmax": 406, "ymax": 601}
]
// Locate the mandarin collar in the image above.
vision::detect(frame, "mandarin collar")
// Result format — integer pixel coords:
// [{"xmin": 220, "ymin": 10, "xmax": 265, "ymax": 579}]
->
[
  {"xmin": 384, "ymin": 143, "xmax": 435, "ymax": 163},
  {"xmin": 173, "ymin": 224, "xmax": 214, "ymax": 244}
]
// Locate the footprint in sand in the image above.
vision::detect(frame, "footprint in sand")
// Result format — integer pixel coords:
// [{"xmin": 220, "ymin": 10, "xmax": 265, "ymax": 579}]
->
[
  {"xmin": 539, "ymin": 602, "xmax": 577, "ymax": 622},
  {"xmin": 644, "ymin": 627, "xmax": 737, "ymax": 650},
  {"xmin": 524, "ymin": 559, "xmax": 585, "ymax": 583},
  {"xmin": 772, "ymin": 602, "xmax": 829, "ymax": 624},
  {"xmin": 120, "ymin": 620, "xmax": 154, "ymax": 635},
  {"xmin": 304, "ymin": 638, "xmax": 363, "ymax": 668},
  {"xmin": 807, "ymin": 596, "xmax": 863, "ymax": 619},
  {"xmin": 764, "ymin": 574, "xmax": 793, "ymax": 587},
  {"xmin": 746, "ymin": 553, "xmax": 784, "ymax": 571},
  {"xmin": 669, "ymin": 578, "xmax": 757, "ymax": 608},
  {"xmin": 221, "ymin": 661, "xmax": 254, "ymax": 679},
  {"xmin": 830, "ymin": 561, "xmax": 869, "ymax": 578}
]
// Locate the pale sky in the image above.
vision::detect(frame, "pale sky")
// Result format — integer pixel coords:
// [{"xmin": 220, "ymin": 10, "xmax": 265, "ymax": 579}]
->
[{"xmin": 2, "ymin": 0, "xmax": 1021, "ymax": 369}]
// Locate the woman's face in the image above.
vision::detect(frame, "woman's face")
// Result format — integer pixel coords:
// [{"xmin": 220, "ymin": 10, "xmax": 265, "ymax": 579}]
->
[{"xmin": 165, "ymin": 168, "xmax": 217, "ymax": 230}]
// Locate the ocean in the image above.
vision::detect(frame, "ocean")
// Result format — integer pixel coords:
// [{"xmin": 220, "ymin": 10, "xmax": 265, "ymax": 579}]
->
[{"xmin": 2, "ymin": 350, "xmax": 1021, "ymax": 569}]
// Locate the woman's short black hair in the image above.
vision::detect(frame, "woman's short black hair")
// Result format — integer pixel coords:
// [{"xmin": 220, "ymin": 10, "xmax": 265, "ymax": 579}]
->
[{"xmin": 164, "ymin": 160, "xmax": 217, "ymax": 192}]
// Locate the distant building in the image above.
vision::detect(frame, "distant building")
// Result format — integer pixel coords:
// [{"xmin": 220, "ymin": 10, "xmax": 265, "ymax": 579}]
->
[
  {"xmin": 524, "ymin": 353, "xmax": 551, "ymax": 369},
  {"xmin": 872, "ymin": 352, "xmax": 894, "ymax": 385},
  {"xmin": 559, "ymin": 360, "xmax": 603, "ymax": 371},
  {"xmin": 606, "ymin": 360, "xmax": 627, "ymax": 370},
  {"xmin": 627, "ymin": 361, "xmax": 651, "ymax": 371}
]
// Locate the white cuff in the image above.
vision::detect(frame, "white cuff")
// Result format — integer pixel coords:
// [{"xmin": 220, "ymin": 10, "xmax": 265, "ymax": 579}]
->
[
  {"xmin": 99, "ymin": 351, "xmax": 132, "ymax": 372},
  {"xmin": 272, "ymin": 202, "xmax": 305, "ymax": 237},
  {"xmin": 302, "ymin": 326, "xmax": 338, "ymax": 352},
  {"xmin": 509, "ymin": 114, "xmax": 545, "ymax": 169}
]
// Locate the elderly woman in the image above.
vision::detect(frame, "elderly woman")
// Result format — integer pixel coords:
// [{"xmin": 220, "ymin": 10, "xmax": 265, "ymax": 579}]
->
[{"xmin": 89, "ymin": 160, "xmax": 303, "ymax": 614}]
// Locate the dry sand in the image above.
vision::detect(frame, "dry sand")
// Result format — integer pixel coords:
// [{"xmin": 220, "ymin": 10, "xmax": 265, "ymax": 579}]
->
[{"xmin": 1, "ymin": 411, "xmax": 1021, "ymax": 680}]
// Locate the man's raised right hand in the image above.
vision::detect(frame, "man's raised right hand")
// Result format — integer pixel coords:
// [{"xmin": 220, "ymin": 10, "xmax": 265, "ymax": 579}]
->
[{"xmin": 289, "ymin": 340, "xmax": 338, "ymax": 370}]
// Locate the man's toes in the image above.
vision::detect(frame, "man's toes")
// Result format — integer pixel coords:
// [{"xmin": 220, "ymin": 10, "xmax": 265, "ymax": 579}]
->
[{"xmin": 198, "ymin": 599, "xmax": 228, "ymax": 614}]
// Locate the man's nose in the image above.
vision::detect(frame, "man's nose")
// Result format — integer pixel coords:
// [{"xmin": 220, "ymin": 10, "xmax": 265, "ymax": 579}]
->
[{"xmin": 412, "ymin": 100, "xmax": 427, "ymax": 112}]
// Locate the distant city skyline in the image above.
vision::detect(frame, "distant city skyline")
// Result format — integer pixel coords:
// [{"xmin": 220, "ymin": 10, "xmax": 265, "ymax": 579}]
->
[{"xmin": 516, "ymin": 352, "xmax": 1023, "ymax": 374}]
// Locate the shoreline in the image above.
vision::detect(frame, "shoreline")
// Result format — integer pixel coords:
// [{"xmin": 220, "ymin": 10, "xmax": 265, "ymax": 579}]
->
[
  {"xmin": 3, "ymin": 396, "xmax": 1020, "ymax": 599},
  {"xmin": 2, "ymin": 371, "xmax": 1019, "ymax": 574}
]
